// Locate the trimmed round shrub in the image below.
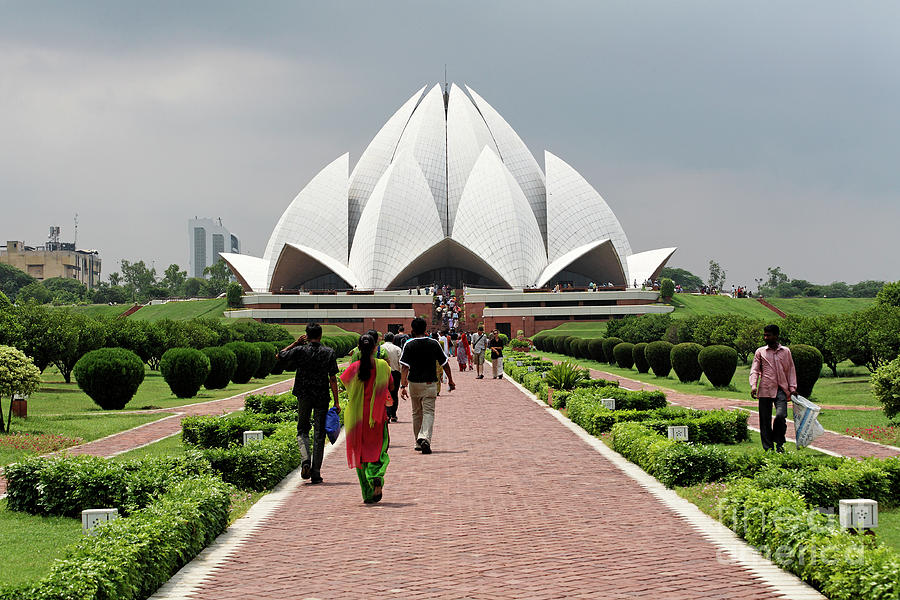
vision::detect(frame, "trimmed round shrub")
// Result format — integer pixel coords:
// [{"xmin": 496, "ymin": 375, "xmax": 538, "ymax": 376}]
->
[
  {"xmin": 872, "ymin": 357, "xmax": 900, "ymax": 419},
  {"xmin": 613, "ymin": 342, "xmax": 635, "ymax": 369},
  {"xmin": 564, "ymin": 337, "xmax": 580, "ymax": 357},
  {"xmin": 632, "ymin": 342, "xmax": 650, "ymax": 373},
  {"xmin": 671, "ymin": 343, "xmax": 704, "ymax": 383},
  {"xmin": 553, "ymin": 336, "xmax": 572, "ymax": 355},
  {"xmin": 160, "ymin": 348, "xmax": 211, "ymax": 399},
  {"xmin": 225, "ymin": 341, "xmax": 261, "ymax": 384},
  {"xmin": 660, "ymin": 278, "xmax": 675, "ymax": 299},
  {"xmin": 576, "ymin": 338, "xmax": 591, "ymax": 359},
  {"xmin": 533, "ymin": 335, "xmax": 549, "ymax": 351},
  {"xmin": 698, "ymin": 345, "xmax": 738, "ymax": 388},
  {"xmin": 588, "ymin": 338, "xmax": 606, "ymax": 362},
  {"xmin": 602, "ymin": 337, "xmax": 623, "ymax": 365},
  {"xmin": 645, "ymin": 341, "xmax": 673, "ymax": 377},
  {"xmin": 202, "ymin": 346, "xmax": 237, "ymax": 389},
  {"xmin": 73, "ymin": 348, "xmax": 145, "ymax": 410},
  {"xmin": 253, "ymin": 341, "xmax": 278, "ymax": 379},
  {"xmin": 790, "ymin": 344, "xmax": 824, "ymax": 398},
  {"xmin": 269, "ymin": 342, "xmax": 286, "ymax": 375}
]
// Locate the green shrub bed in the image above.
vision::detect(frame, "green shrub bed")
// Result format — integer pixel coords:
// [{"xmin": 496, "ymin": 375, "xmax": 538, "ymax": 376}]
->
[
  {"xmin": 0, "ymin": 476, "xmax": 230, "ymax": 600},
  {"xmin": 4, "ymin": 453, "xmax": 212, "ymax": 517},
  {"xmin": 244, "ymin": 391, "xmax": 298, "ymax": 416},
  {"xmin": 181, "ymin": 413, "xmax": 281, "ymax": 448},
  {"xmin": 567, "ymin": 386, "xmax": 667, "ymax": 411}
]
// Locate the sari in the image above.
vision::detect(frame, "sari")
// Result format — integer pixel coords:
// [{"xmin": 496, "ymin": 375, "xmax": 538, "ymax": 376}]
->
[{"xmin": 339, "ymin": 358, "xmax": 392, "ymax": 502}]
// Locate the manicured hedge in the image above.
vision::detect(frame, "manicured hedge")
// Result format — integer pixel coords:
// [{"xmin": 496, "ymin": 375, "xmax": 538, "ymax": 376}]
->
[
  {"xmin": 202, "ymin": 346, "xmax": 237, "ymax": 389},
  {"xmin": 632, "ymin": 342, "xmax": 650, "ymax": 373},
  {"xmin": 225, "ymin": 341, "xmax": 261, "ymax": 384},
  {"xmin": 1, "ymin": 476, "xmax": 230, "ymax": 600},
  {"xmin": 160, "ymin": 347, "xmax": 210, "ymax": 398},
  {"xmin": 202, "ymin": 428, "xmax": 302, "ymax": 491},
  {"xmin": 245, "ymin": 391, "xmax": 297, "ymax": 416},
  {"xmin": 645, "ymin": 341, "xmax": 673, "ymax": 377},
  {"xmin": 613, "ymin": 342, "xmax": 635, "ymax": 369},
  {"xmin": 671, "ymin": 342, "xmax": 703, "ymax": 383},
  {"xmin": 568, "ymin": 386, "xmax": 667, "ymax": 411},
  {"xmin": 253, "ymin": 341, "xmax": 278, "ymax": 379},
  {"xmin": 73, "ymin": 347, "xmax": 145, "ymax": 410},
  {"xmin": 698, "ymin": 345, "xmax": 738, "ymax": 388},
  {"xmin": 588, "ymin": 338, "xmax": 606, "ymax": 362},
  {"xmin": 4, "ymin": 453, "xmax": 212, "ymax": 517},
  {"xmin": 182, "ymin": 413, "xmax": 280, "ymax": 448},
  {"xmin": 790, "ymin": 343, "xmax": 824, "ymax": 398},
  {"xmin": 601, "ymin": 337, "xmax": 623, "ymax": 364}
]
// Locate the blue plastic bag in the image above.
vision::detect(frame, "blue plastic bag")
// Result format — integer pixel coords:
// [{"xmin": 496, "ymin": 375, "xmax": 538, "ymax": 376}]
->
[{"xmin": 325, "ymin": 407, "xmax": 342, "ymax": 444}]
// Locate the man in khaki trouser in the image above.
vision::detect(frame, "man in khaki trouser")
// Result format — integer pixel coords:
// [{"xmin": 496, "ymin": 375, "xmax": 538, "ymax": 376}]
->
[{"xmin": 399, "ymin": 317, "xmax": 455, "ymax": 454}]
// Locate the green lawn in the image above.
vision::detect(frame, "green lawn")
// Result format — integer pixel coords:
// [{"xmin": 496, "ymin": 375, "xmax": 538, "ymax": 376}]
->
[
  {"xmin": 667, "ymin": 294, "xmax": 779, "ymax": 319},
  {"xmin": 535, "ymin": 322, "xmax": 608, "ymax": 339},
  {"xmin": 281, "ymin": 323, "xmax": 355, "ymax": 338},
  {"xmin": 63, "ymin": 304, "xmax": 132, "ymax": 319},
  {"xmin": 768, "ymin": 297, "xmax": 875, "ymax": 317},
  {"xmin": 0, "ymin": 499, "xmax": 83, "ymax": 588},
  {"xmin": 128, "ymin": 298, "xmax": 228, "ymax": 321}
]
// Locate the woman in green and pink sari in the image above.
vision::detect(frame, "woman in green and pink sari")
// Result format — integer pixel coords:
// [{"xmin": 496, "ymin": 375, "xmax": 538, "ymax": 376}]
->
[{"xmin": 339, "ymin": 334, "xmax": 394, "ymax": 504}]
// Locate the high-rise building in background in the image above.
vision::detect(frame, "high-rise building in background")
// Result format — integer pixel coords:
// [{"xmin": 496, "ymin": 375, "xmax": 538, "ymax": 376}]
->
[{"xmin": 188, "ymin": 218, "xmax": 240, "ymax": 279}]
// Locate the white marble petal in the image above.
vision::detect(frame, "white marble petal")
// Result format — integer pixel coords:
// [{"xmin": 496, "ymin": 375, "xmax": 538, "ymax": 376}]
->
[
  {"xmin": 627, "ymin": 247, "xmax": 678, "ymax": 288},
  {"xmin": 446, "ymin": 84, "xmax": 499, "ymax": 232},
  {"xmin": 392, "ymin": 84, "xmax": 449, "ymax": 234},
  {"xmin": 348, "ymin": 152, "xmax": 444, "ymax": 290},
  {"xmin": 465, "ymin": 85, "xmax": 547, "ymax": 243},
  {"xmin": 348, "ymin": 85, "xmax": 426, "ymax": 242},
  {"xmin": 263, "ymin": 153, "xmax": 349, "ymax": 287},
  {"xmin": 452, "ymin": 147, "xmax": 546, "ymax": 287},
  {"xmin": 545, "ymin": 150, "xmax": 632, "ymax": 282},
  {"xmin": 220, "ymin": 253, "xmax": 269, "ymax": 293},
  {"xmin": 269, "ymin": 242, "xmax": 360, "ymax": 292},
  {"xmin": 535, "ymin": 239, "xmax": 625, "ymax": 288}
]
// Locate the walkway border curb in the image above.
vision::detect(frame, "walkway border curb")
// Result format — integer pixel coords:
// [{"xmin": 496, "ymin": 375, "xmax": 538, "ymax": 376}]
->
[
  {"xmin": 150, "ymin": 431, "xmax": 346, "ymax": 599},
  {"xmin": 503, "ymin": 374, "xmax": 826, "ymax": 600}
]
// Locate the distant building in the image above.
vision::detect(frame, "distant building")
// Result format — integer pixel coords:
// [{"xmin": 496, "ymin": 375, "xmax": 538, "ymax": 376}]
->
[
  {"xmin": 1, "ymin": 238, "xmax": 102, "ymax": 289},
  {"xmin": 188, "ymin": 217, "xmax": 240, "ymax": 279}
]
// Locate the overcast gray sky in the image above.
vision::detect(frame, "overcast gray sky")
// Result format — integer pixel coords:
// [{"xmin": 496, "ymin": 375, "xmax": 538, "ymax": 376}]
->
[{"xmin": 2, "ymin": 1, "xmax": 898, "ymax": 288}]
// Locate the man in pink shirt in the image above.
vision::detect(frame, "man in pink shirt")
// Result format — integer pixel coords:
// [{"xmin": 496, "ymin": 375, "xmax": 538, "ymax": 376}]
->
[{"xmin": 749, "ymin": 324, "xmax": 798, "ymax": 453}]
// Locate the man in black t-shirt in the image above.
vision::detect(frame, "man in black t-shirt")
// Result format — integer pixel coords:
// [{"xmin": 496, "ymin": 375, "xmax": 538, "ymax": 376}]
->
[
  {"xmin": 278, "ymin": 323, "xmax": 340, "ymax": 484},
  {"xmin": 399, "ymin": 317, "xmax": 455, "ymax": 454}
]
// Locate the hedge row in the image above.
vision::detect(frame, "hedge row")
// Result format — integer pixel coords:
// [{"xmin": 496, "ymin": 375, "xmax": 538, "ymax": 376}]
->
[
  {"xmin": 203, "ymin": 428, "xmax": 302, "ymax": 491},
  {"xmin": 4, "ymin": 453, "xmax": 212, "ymax": 517},
  {"xmin": 244, "ymin": 391, "xmax": 298, "ymax": 416},
  {"xmin": 181, "ymin": 413, "xmax": 281, "ymax": 448},
  {"xmin": 0, "ymin": 476, "xmax": 230, "ymax": 600},
  {"xmin": 721, "ymin": 483, "xmax": 900, "ymax": 600}
]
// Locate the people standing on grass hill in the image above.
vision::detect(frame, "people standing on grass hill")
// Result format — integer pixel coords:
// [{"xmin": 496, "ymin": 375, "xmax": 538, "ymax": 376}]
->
[
  {"xmin": 339, "ymin": 334, "xmax": 393, "ymax": 504},
  {"xmin": 382, "ymin": 332, "xmax": 402, "ymax": 423},
  {"xmin": 749, "ymin": 324, "xmax": 797, "ymax": 453},
  {"xmin": 471, "ymin": 325, "xmax": 488, "ymax": 379},
  {"xmin": 277, "ymin": 322, "xmax": 340, "ymax": 485},
  {"xmin": 399, "ymin": 317, "xmax": 455, "ymax": 455},
  {"xmin": 489, "ymin": 330, "xmax": 504, "ymax": 379}
]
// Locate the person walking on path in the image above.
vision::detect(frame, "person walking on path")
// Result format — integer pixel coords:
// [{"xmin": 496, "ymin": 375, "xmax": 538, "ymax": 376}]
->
[
  {"xmin": 399, "ymin": 317, "xmax": 455, "ymax": 454},
  {"xmin": 455, "ymin": 331, "xmax": 470, "ymax": 372},
  {"xmin": 351, "ymin": 329, "xmax": 387, "ymax": 362},
  {"xmin": 339, "ymin": 335, "xmax": 393, "ymax": 503},
  {"xmin": 489, "ymin": 330, "xmax": 505, "ymax": 379},
  {"xmin": 471, "ymin": 325, "xmax": 488, "ymax": 379},
  {"xmin": 382, "ymin": 332, "xmax": 402, "ymax": 423},
  {"xmin": 278, "ymin": 323, "xmax": 340, "ymax": 484},
  {"xmin": 749, "ymin": 324, "xmax": 797, "ymax": 453}
]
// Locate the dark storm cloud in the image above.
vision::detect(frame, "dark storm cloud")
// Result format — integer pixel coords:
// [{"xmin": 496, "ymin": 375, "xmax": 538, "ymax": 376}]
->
[{"xmin": 1, "ymin": 1, "xmax": 897, "ymax": 285}]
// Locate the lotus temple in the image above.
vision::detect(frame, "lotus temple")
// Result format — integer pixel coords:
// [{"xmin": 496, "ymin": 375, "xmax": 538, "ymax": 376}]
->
[{"xmin": 222, "ymin": 83, "xmax": 676, "ymax": 335}]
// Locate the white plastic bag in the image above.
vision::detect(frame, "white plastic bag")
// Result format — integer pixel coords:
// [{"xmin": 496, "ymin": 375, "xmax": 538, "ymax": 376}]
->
[{"xmin": 791, "ymin": 394, "xmax": 825, "ymax": 448}]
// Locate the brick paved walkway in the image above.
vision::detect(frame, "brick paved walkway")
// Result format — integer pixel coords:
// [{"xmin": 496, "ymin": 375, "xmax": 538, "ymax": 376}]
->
[
  {"xmin": 581, "ymin": 367, "xmax": 900, "ymax": 459},
  {"xmin": 180, "ymin": 368, "xmax": 800, "ymax": 599},
  {"xmin": 0, "ymin": 378, "xmax": 294, "ymax": 495}
]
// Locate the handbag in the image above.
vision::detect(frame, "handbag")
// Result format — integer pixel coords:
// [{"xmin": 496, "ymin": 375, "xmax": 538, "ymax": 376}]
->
[{"xmin": 325, "ymin": 406, "xmax": 342, "ymax": 444}]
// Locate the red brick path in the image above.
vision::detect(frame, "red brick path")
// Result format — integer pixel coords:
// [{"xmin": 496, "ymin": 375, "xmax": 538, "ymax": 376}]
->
[
  {"xmin": 0, "ymin": 378, "xmax": 294, "ymax": 495},
  {"xmin": 186, "ymin": 369, "xmax": 786, "ymax": 599},
  {"xmin": 582, "ymin": 367, "xmax": 900, "ymax": 459}
]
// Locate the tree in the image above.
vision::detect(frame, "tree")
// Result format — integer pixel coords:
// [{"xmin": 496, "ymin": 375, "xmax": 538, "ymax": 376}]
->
[
  {"xmin": 0, "ymin": 345, "xmax": 42, "ymax": 432},
  {"xmin": 226, "ymin": 282, "xmax": 243, "ymax": 308},
  {"xmin": 108, "ymin": 272, "xmax": 122, "ymax": 286},
  {"xmin": 17, "ymin": 281, "xmax": 52, "ymax": 304},
  {"xmin": 161, "ymin": 264, "xmax": 187, "ymax": 297},
  {"xmin": 203, "ymin": 260, "xmax": 232, "ymax": 296},
  {"xmin": 120, "ymin": 259, "xmax": 157, "ymax": 302},
  {"xmin": 846, "ymin": 306, "xmax": 900, "ymax": 373},
  {"xmin": 183, "ymin": 277, "xmax": 207, "ymax": 298},
  {"xmin": 707, "ymin": 260, "xmax": 726, "ymax": 291},
  {"xmin": 0, "ymin": 304, "xmax": 24, "ymax": 348},
  {"xmin": 0, "ymin": 263, "xmax": 36, "ymax": 301},
  {"xmin": 42, "ymin": 277, "xmax": 87, "ymax": 302},
  {"xmin": 659, "ymin": 267, "xmax": 703, "ymax": 292},
  {"xmin": 765, "ymin": 266, "xmax": 789, "ymax": 288},
  {"xmin": 876, "ymin": 281, "xmax": 900, "ymax": 307},
  {"xmin": 90, "ymin": 284, "xmax": 129, "ymax": 304},
  {"xmin": 51, "ymin": 311, "xmax": 107, "ymax": 383}
]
